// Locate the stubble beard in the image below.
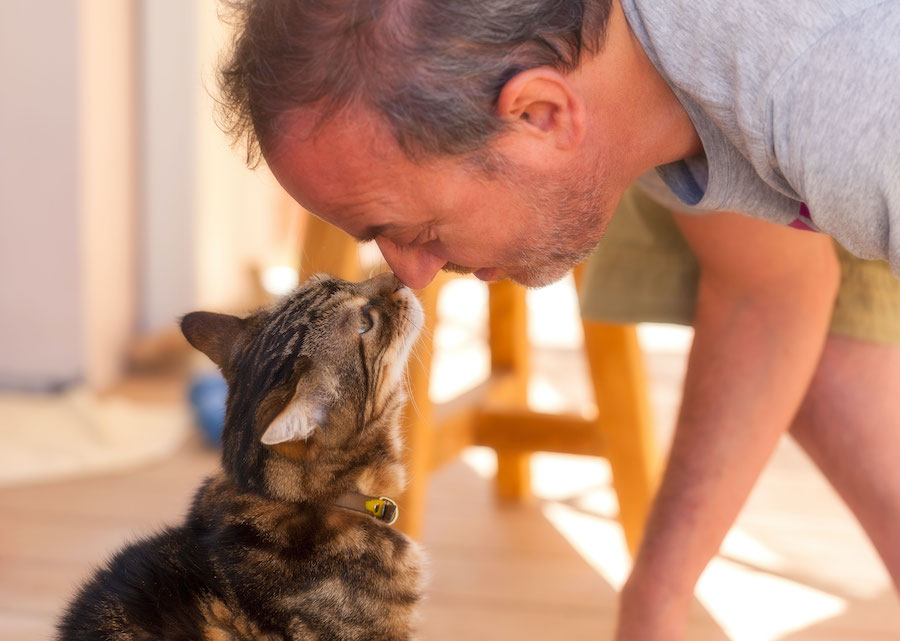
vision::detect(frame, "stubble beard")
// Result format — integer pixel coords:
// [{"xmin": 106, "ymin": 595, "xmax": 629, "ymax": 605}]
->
[
  {"xmin": 494, "ymin": 160, "xmax": 612, "ymax": 288},
  {"xmin": 438, "ymin": 153, "xmax": 613, "ymax": 288}
]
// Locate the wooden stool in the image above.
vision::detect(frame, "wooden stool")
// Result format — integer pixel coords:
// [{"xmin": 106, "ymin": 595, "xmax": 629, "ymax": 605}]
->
[{"xmin": 297, "ymin": 214, "xmax": 661, "ymax": 555}]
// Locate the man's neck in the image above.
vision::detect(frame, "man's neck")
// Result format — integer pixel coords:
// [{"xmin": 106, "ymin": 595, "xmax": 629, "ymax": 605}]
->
[
  {"xmin": 625, "ymin": 4, "xmax": 703, "ymax": 166},
  {"xmin": 576, "ymin": 0, "xmax": 702, "ymax": 178}
]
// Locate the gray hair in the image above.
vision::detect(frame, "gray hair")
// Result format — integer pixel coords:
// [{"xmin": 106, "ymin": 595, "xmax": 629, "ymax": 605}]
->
[{"xmin": 217, "ymin": 0, "xmax": 612, "ymax": 166}]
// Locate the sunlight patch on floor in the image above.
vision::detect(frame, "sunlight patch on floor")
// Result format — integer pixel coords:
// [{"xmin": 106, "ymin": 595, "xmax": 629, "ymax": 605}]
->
[
  {"xmin": 719, "ymin": 527, "xmax": 786, "ymax": 570},
  {"xmin": 696, "ymin": 555, "xmax": 847, "ymax": 641},
  {"xmin": 533, "ymin": 451, "xmax": 850, "ymax": 641},
  {"xmin": 460, "ymin": 444, "xmax": 852, "ymax": 641},
  {"xmin": 436, "ymin": 274, "xmax": 873, "ymax": 640},
  {"xmin": 542, "ymin": 502, "xmax": 632, "ymax": 589}
]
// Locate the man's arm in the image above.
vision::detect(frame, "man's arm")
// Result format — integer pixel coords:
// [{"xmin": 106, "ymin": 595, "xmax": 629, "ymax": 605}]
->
[{"xmin": 615, "ymin": 211, "xmax": 840, "ymax": 641}]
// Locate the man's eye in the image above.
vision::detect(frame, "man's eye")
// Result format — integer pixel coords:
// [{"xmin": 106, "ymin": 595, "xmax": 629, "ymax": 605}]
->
[
  {"xmin": 359, "ymin": 304, "xmax": 375, "ymax": 334},
  {"xmin": 408, "ymin": 228, "xmax": 434, "ymax": 247}
]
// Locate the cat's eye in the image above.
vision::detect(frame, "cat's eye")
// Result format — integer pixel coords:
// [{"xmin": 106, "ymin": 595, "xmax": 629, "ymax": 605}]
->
[{"xmin": 358, "ymin": 304, "xmax": 375, "ymax": 334}]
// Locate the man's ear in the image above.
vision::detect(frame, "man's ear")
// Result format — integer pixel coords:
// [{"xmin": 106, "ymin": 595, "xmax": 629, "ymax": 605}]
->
[
  {"xmin": 496, "ymin": 67, "xmax": 586, "ymax": 149},
  {"xmin": 180, "ymin": 312, "xmax": 247, "ymax": 370},
  {"xmin": 261, "ymin": 383, "xmax": 327, "ymax": 445}
]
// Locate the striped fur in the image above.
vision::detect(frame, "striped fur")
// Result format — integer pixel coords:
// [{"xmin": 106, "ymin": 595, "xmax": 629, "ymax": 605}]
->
[{"xmin": 57, "ymin": 273, "xmax": 425, "ymax": 641}]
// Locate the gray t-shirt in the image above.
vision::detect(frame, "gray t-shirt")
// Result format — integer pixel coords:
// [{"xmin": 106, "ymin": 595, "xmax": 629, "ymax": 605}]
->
[{"xmin": 623, "ymin": 0, "xmax": 900, "ymax": 269}]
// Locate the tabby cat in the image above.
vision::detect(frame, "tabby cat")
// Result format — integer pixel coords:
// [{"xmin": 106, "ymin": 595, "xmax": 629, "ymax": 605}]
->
[{"xmin": 57, "ymin": 272, "xmax": 425, "ymax": 641}]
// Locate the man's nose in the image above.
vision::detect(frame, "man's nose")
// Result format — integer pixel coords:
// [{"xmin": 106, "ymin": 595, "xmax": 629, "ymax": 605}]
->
[{"xmin": 375, "ymin": 237, "xmax": 446, "ymax": 290}]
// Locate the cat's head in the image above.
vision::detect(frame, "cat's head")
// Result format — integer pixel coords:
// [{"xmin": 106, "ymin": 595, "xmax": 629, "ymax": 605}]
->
[{"xmin": 181, "ymin": 272, "xmax": 423, "ymax": 502}]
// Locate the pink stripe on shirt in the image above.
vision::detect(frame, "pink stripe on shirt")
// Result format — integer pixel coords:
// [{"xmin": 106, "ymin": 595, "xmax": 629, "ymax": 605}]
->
[{"xmin": 789, "ymin": 203, "xmax": 814, "ymax": 231}]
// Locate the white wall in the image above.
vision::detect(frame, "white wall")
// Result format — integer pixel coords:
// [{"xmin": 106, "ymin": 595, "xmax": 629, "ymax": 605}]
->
[
  {"xmin": 139, "ymin": 0, "xmax": 196, "ymax": 333},
  {"xmin": 193, "ymin": 0, "xmax": 287, "ymax": 315},
  {"xmin": 0, "ymin": 0, "xmax": 288, "ymax": 391},
  {"xmin": 0, "ymin": 1, "xmax": 137, "ymax": 391},
  {"xmin": 0, "ymin": 1, "xmax": 83, "ymax": 389},
  {"xmin": 140, "ymin": 0, "xmax": 286, "ymax": 327}
]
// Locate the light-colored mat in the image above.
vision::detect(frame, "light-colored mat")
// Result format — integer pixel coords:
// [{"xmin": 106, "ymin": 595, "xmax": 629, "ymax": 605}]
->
[{"xmin": 0, "ymin": 387, "xmax": 190, "ymax": 488}]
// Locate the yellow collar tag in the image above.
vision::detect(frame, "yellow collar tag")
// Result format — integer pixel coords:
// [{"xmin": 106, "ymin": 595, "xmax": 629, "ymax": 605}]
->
[
  {"xmin": 333, "ymin": 492, "xmax": 399, "ymax": 525},
  {"xmin": 365, "ymin": 497, "xmax": 399, "ymax": 524}
]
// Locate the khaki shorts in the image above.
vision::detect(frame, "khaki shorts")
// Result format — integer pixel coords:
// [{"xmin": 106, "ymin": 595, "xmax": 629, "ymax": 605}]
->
[{"xmin": 580, "ymin": 186, "xmax": 900, "ymax": 344}]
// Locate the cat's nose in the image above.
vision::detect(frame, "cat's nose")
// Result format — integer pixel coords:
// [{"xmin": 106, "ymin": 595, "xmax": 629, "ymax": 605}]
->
[{"xmin": 367, "ymin": 271, "xmax": 402, "ymax": 295}]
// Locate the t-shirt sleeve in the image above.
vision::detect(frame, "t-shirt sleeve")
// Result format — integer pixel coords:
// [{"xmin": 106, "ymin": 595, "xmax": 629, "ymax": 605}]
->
[{"xmin": 768, "ymin": 2, "xmax": 900, "ymax": 270}]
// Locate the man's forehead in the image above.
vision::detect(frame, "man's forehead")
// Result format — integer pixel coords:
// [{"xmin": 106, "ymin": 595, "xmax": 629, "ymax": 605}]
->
[
  {"xmin": 276, "ymin": 106, "xmax": 395, "ymax": 162},
  {"xmin": 265, "ymin": 109, "xmax": 438, "ymax": 241},
  {"xmin": 267, "ymin": 102, "xmax": 475, "ymax": 248},
  {"xmin": 268, "ymin": 111, "xmax": 382, "ymax": 190}
]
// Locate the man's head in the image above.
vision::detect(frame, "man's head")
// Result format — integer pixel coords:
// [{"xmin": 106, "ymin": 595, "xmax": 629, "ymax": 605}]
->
[
  {"xmin": 219, "ymin": 0, "xmax": 612, "ymax": 163},
  {"xmin": 217, "ymin": 0, "xmax": 681, "ymax": 288}
]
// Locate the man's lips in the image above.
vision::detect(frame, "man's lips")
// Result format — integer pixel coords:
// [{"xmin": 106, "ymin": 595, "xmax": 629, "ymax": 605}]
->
[{"xmin": 474, "ymin": 268, "xmax": 501, "ymax": 281}]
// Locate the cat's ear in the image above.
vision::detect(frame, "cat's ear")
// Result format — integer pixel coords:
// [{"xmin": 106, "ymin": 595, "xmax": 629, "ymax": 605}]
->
[
  {"xmin": 261, "ymin": 387, "xmax": 326, "ymax": 445},
  {"xmin": 180, "ymin": 311, "xmax": 247, "ymax": 370}
]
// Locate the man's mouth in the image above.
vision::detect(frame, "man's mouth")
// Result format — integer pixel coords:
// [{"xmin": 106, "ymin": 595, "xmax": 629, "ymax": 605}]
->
[
  {"xmin": 474, "ymin": 268, "xmax": 501, "ymax": 281},
  {"xmin": 440, "ymin": 263, "xmax": 503, "ymax": 282}
]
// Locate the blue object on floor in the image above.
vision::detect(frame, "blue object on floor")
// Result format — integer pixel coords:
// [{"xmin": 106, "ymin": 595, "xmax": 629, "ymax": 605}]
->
[{"xmin": 189, "ymin": 373, "xmax": 227, "ymax": 446}]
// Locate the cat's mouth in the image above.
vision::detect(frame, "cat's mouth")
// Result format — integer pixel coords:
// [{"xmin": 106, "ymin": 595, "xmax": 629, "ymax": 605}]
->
[
  {"xmin": 372, "ymin": 284, "xmax": 424, "ymax": 401},
  {"xmin": 393, "ymin": 285, "xmax": 424, "ymax": 354}
]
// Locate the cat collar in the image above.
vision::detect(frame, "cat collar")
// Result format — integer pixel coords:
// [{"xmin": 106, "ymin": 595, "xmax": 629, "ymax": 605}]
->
[{"xmin": 333, "ymin": 492, "xmax": 399, "ymax": 525}]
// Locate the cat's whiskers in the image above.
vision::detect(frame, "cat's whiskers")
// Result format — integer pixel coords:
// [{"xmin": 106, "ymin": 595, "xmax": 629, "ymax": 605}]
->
[
  {"xmin": 414, "ymin": 319, "xmax": 434, "ymax": 342},
  {"xmin": 414, "ymin": 339, "xmax": 434, "ymax": 361},
  {"xmin": 408, "ymin": 344, "xmax": 430, "ymax": 378},
  {"xmin": 402, "ymin": 366, "xmax": 424, "ymax": 421},
  {"xmin": 414, "ymin": 331, "xmax": 434, "ymax": 353},
  {"xmin": 412, "ymin": 339, "xmax": 435, "ymax": 369}
]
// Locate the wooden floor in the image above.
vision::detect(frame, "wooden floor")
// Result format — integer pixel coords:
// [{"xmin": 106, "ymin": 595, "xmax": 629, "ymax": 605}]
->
[
  {"xmin": 2, "ymin": 283, "xmax": 898, "ymax": 639},
  {"xmin": 2, "ymin": 430, "xmax": 898, "ymax": 640}
]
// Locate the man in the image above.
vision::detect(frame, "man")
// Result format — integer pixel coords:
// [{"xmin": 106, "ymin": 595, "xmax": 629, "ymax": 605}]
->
[{"xmin": 216, "ymin": 0, "xmax": 900, "ymax": 638}]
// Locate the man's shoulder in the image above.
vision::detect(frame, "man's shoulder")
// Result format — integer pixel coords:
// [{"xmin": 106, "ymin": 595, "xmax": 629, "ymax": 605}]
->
[
  {"xmin": 627, "ymin": 0, "xmax": 900, "ymax": 266},
  {"xmin": 768, "ymin": 1, "xmax": 900, "ymax": 264},
  {"xmin": 625, "ymin": 0, "xmax": 890, "ymax": 93}
]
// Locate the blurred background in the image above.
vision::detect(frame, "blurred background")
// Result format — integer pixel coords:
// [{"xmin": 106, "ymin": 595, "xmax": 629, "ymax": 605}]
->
[{"xmin": 0, "ymin": 2, "xmax": 896, "ymax": 640}]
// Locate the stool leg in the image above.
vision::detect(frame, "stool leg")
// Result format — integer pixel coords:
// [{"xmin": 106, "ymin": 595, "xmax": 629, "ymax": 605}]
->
[
  {"xmin": 488, "ymin": 281, "xmax": 532, "ymax": 502},
  {"xmin": 582, "ymin": 321, "xmax": 660, "ymax": 556},
  {"xmin": 394, "ymin": 283, "xmax": 439, "ymax": 539}
]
